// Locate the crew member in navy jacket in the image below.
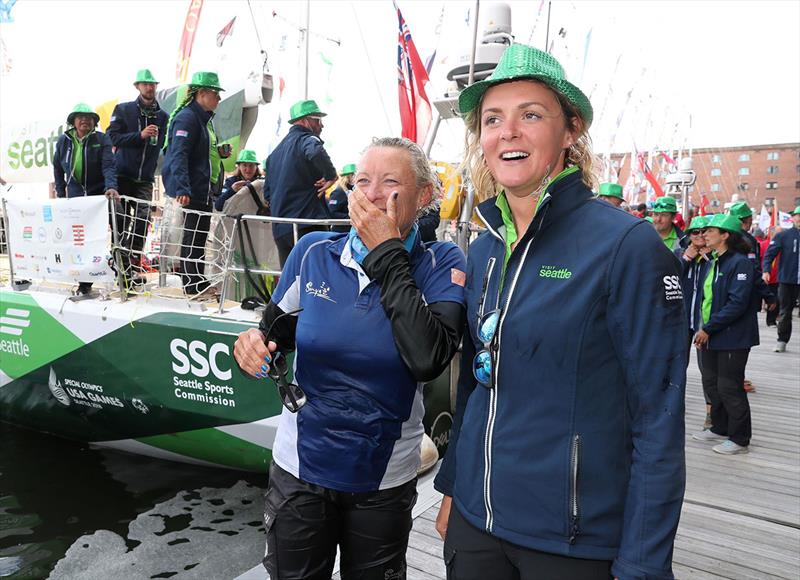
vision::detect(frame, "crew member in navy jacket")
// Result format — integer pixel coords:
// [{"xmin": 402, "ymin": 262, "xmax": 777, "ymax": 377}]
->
[
  {"xmin": 762, "ymin": 206, "xmax": 800, "ymax": 352},
  {"xmin": 106, "ymin": 69, "xmax": 168, "ymax": 285},
  {"xmin": 434, "ymin": 45, "xmax": 687, "ymax": 580},
  {"xmin": 691, "ymin": 213, "xmax": 759, "ymax": 455}
]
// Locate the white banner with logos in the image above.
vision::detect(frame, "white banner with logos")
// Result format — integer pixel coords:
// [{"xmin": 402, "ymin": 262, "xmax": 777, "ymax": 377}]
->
[{"xmin": 3, "ymin": 196, "xmax": 113, "ymax": 283}]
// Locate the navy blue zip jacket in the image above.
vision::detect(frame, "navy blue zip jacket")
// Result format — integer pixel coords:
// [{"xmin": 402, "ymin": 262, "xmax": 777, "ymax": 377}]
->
[
  {"xmin": 264, "ymin": 124, "xmax": 337, "ymax": 239},
  {"xmin": 162, "ymin": 100, "xmax": 213, "ymax": 206},
  {"xmin": 53, "ymin": 129, "xmax": 117, "ymax": 198},
  {"xmin": 675, "ymin": 249, "xmax": 711, "ymax": 333},
  {"xmin": 434, "ymin": 171, "xmax": 687, "ymax": 580},
  {"xmin": 695, "ymin": 249, "xmax": 759, "ymax": 350},
  {"xmin": 763, "ymin": 227, "xmax": 800, "ymax": 285},
  {"xmin": 742, "ymin": 229, "xmax": 775, "ymax": 303},
  {"xmin": 106, "ymin": 97, "xmax": 168, "ymax": 183}
]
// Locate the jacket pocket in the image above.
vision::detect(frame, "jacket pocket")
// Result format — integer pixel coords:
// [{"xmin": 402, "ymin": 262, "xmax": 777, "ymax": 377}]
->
[{"xmin": 568, "ymin": 434, "xmax": 581, "ymax": 544}]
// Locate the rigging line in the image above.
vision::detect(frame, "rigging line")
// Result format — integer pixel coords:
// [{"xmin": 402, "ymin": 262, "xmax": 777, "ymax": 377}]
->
[
  {"xmin": 272, "ymin": 8, "xmax": 341, "ymax": 46},
  {"xmin": 246, "ymin": 0, "xmax": 267, "ymax": 59},
  {"xmin": 350, "ymin": 2, "xmax": 393, "ymax": 135}
]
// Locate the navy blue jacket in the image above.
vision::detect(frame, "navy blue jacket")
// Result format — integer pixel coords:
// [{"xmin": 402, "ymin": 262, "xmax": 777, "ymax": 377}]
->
[
  {"xmin": 106, "ymin": 98, "xmax": 168, "ymax": 183},
  {"xmin": 434, "ymin": 171, "xmax": 686, "ymax": 580},
  {"xmin": 162, "ymin": 100, "xmax": 213, "ymax": 207},
  {"xmin": 53, "ymin": 129, "xmax": 117, "ymax": 198},
  {"xmin": 676, "ymin": 250, "xmax": 712, "ymax": 332},
  {"xmin": 742, "ymin": 229, "xmax": 775, "ymax": 302},
  {"xmin": 264, "ymin": 125, "xmax": 337, "ymax": 239},
  {"xmin": 695, "ymin": 250, "xmax": 759, "ymax": 350},
  {"xmin": 326, "ymin": 185, "xmax": 351, "ymax": 233},
  {"xmin": 763, "ymin": 227, "xmax": 800, "ymax": 285},
  {"xmin": 215, "ymin": 174, "xmax": 241, "ymax": 211}
]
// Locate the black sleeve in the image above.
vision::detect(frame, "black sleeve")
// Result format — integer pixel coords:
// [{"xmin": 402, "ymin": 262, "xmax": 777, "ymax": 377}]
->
[
  {"xmin": 258, "ymin": 301, "xmax": 298, "ymax": 353},
  {"xmin": 362, "ymin": 238, "xmax": 465, "ymax": 382}
]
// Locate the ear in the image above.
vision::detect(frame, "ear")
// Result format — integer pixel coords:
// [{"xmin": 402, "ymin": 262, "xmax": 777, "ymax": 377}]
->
[
  {"xmin": 562, "ymin": 116, "xmax": 582, "ymax": 149},
  {"xmin": 418, "ymin": 183, "xmax": 433, "ymax": 210}
]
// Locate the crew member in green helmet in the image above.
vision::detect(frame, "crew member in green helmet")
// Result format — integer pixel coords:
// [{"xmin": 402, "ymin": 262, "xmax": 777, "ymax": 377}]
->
[{"xmin": 597, "ymin": 182, "xmax": 624, "ymax": 208}]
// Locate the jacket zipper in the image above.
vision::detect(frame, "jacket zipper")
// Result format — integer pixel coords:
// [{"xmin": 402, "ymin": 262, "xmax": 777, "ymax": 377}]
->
[
  {"xmin": 65, "ymin": 141, "xmax": 74, "ymax": 192},
  {"xmin": 137, "ymin": 113, "xmax": 147, "ymax": 181},
  {"xmin": 478, "ymin": 257, "xmax": 497, "ymax": 320},
  {"xmin": 482, "ymin": 199, "xmax": 551, "ymax": 532},
  {"xmin": 569, "ymin": 434, "xmax": 581, "ymax": 544}
]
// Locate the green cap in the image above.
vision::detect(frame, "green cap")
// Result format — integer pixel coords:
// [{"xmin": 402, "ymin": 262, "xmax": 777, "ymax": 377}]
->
[
  {"xmin": 728, "ymin": 201, "xmax": 753, "ymax": 220},
  {"xmin": 289, "ymin": 99, "xmax": 326, "ymax": 123},
  {"xmin": 686, "ymin": 215, "xmax": 710, "ymax": 233},
  {"xmin": 645, "ymin": 216, "xmax": 654, "ymax": 223},
  {"xmin": 67, "ymin": 103, "xmax": 100, "ymax": 126},
  {"xmin": 189, "ymin": 71, "xmax": 225, "ymax": 91},
  {"xmin": 707, "ymin": 213, "xmax": 743, "ymax": 234},
  {"xmin": 134, "ymin": 69, "xmax": 158, "ymax": 84},
  {"xmin": 236, "ymin": 149, "xmax": 259, "ymax": 164},
  {"xmin": 790, "ymin": 206, "xmax": 800, "ymax": 215},
  {"xmin": 652, "ymin": 196, "xmax": 678, "ymax": 214},
  {"xmin": 458, "ymin": 43, "xmax": 593, "ymax": 127},
  {"xmin": 341, "ymin": 163, "xmax": 356, "ymax": 176},
  {"xmin": 598, "ymin": 183, "xmax": 623, "ymax": 199}
]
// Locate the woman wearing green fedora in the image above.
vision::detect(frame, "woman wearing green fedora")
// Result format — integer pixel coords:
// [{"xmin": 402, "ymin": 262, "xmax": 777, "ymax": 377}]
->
[
  {"xmin": 433, "ymin": 44, "xmax": 687, "ymax": 579},
  {"xmin": 215, "ymin": 149, "xmax": 263, "ymax": 212},
  {"xmin": 691, "ymin": 213, "xmax": 759, "ymax": 455}
]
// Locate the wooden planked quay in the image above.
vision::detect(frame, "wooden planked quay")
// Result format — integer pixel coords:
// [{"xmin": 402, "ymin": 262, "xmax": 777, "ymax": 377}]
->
[{"xmin": 402, "ymin": 314, "xmax": 800, "ymax": 580}]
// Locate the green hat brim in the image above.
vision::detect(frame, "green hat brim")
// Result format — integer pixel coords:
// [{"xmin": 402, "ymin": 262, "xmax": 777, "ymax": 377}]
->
[
  {"xmin": 791, "ymin": 206, "xmax": 800, "ymax": 215},
  {"xmin": 67, "ymin": 112, "xmax": 100, "ymax": 125},
  {"xmin": 191, "ymin": 83, "xmax": 225, "ymax": 92},
  {"xmin": 289, "ymin": 111, "xmax": 326, "ymax": 123}
]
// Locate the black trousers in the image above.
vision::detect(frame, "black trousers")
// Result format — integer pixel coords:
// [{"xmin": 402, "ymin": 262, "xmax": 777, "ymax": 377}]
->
[
  {"xmin": 687, "ymin": 331, "xmax": 710, "ymax": 404},
  {"xmin": 443, "ymin": 506, "xmax": 612, "ymax": 580},
  {"xmin": 263, "ymin": 462, "xmax": 417, "ymax": 580},
  {"xmin": 116, "ymin": 178, "xmax": 154, "ymax": 278},
  {"xmin": 777, "ymin": 283, "xmax": 800, "ymax": 343},
  {"xmin": 766, "ymin": 284, "xmax": 779, "ymax": 326},
  {"xmin": 180, "ymin": 202, "xmax": 212, "ymax": 294},
  {"xmin": 275, "ymin": 226, "xmax": 330, "ymax": 267},
  {"xmin": 698, "ymin": 348, "xmax": 751, "ymax": 446}
]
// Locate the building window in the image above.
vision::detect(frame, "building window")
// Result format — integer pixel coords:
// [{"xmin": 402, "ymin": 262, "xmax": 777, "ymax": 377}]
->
[
  {"xmin": 766, "ymin": 182, "xmax": 778, "ymax": 190},
  {"xmin": 738, "ymin": 183, "xmax": 749, "ymax": 191},
  {"xmin": 711, "ymin": 168, "xmax": 722, "ymax": 176},
  {"xmin": 712, "ymin": 154, "xmax": 721, "ymax": 163},
  {"xmin": 767, "ymin": 152, "xmax": 779, "ymax": 160},
  {"xmin": 738, "ymin": 153, "xmax": 750, "ymax": 162},
  {"xmin": 738, "ymin": 167, "xmax": 750, "ymax": 176},
  {"xmin": 796, "ymin": 164, "xmax": 800, "ymax": 174},
  {"xmin": 711, "ymin": 184, "xmax": 720, "ymax": 192},
  {"xmin": 767, "ymin": 166, "xmax": 779, "ymax": 174},
  {"xmin": 796, "ymin": 181, "xmax": 800, "ymax": 190}
]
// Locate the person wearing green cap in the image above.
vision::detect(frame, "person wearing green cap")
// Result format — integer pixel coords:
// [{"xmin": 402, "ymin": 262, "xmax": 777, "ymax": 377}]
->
[
  {"xmin": 650, "ymin": 196, "xmax": 685, "ymax": 250},
  {"xmin": 762, "ymin": 205, "xmax": 800, "ymax": 352},
  {"xmin": 264, "ymin": 99, "xmax": 337, "ymax": 265},
  {"xmin": 691, "ymin": 213, "xmax": 759, "ymax": 455},
  {"xmin": 107, "ymin": 69, "xmax": 169, "ymax": 286},
  {"xmin": 214, "ymin": 149, "xmax": 263, "ymax": 211},
  {"xmin": 597, "ymin": 182, "xmax": 624, "ymax": 208},
  {"xmin": 433, "ymin": 43, "xmax": 686, "ymax": 580},
  {"xmin": 162, "ymin": 71, "xmax": 229, "ymax": 295},
  {"xmin": 326, "ymin": 163, "xmax": 356, "ymax": 233}
]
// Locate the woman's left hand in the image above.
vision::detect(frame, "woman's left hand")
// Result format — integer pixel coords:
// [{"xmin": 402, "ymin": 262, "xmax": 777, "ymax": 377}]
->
[
  {"xmin": 693, "ymin": 329, "xmax": 709, "ymax": 348},
  {"xmin": 348, "ymin": 188, "xmax": 400, "ymax": 250},
  {"xmin": 232, "ymin": 180, "xmax": 247, "ymax": 193}
]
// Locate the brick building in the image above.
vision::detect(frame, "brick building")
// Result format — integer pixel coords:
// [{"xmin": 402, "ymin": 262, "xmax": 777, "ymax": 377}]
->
[{"xmin": 607, "ymin": 142, "xmax": 800, "ymax": 212}]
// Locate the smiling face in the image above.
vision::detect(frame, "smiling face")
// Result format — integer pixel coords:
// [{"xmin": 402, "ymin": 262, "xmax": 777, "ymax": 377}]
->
[
  {"xmin": 688, "ymin": 229, "xmax": 706, "ymax": 248},
  {"xmin": 355, "ymin": 146, "xmax": 431, "ymax": 238},
  {"xmin": 72, "ymin": 114, "xmax": 96, "ymax": 137},
  {"xmin": 479, "ymin": 80, "xmax": 577, "ymax": 198},
  {"xmin": 652, "ymin": 212, "xmax": 675, "ymax": 236},
  {"xmin": 136, "ymin": 82, "xmax": 157, "ymax": 103},
  {"xmin": 239, "ymin": 162, "xmax": 258, "ymax": 181}
]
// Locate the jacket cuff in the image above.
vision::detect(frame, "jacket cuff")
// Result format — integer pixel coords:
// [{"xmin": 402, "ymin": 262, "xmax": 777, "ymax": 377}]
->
[
  {"xmin": 361, "ymin": 237, "xmax": 405, "ymax": 281},
  {"xmin": 433, "ymin": 471, "xmax": 454, "ymax": 496},
  {"xmin": 611, "ymin": 556, "xmax": 674, "ymax": 580}
]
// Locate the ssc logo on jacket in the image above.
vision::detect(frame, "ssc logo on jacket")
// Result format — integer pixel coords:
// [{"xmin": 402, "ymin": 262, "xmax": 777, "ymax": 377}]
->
[{"xmin": 663, "ymin": 275, "xmax": 683, "ymax": 302}]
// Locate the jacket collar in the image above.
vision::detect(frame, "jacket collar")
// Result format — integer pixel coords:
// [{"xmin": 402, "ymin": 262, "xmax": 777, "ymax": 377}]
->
[
  {"xmin": 137, "ymin": 96, "xmax": 161, "ymax": 112},
  {"xmin": 328, "ymin": 230, "xmax": 427, "ymax": 264},
  {"xmin": 187, "ymin": 99, "xmax": 213, "ymax": 123},
  {"xmin": 290, "ymin": 123, "xmax": 324, "ymax": 143}
]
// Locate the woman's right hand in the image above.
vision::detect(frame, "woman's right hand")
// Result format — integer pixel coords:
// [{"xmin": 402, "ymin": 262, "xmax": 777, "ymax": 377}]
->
[
  {"xmin": 436, "ymin": 495, "xmax": 453, "ymax": 540},
  {"xmin": 234, "ymin": 328, "xmax": 277, "ymax": 378}
]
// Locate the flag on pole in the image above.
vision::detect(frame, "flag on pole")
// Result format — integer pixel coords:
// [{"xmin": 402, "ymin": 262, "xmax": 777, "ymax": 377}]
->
[
  {"xmin": 699, "ymin": 192, "xmax": 709, "ymax": 216},
  {"xmin": 394, "ymin": 1, "xmax": 431, "ymax": 145},
  {"xmin": 637, "ymin": 151, "xmax": 665, "ymax": 200},
  {"xmin": 216, "ymin": 16, "xmax": 236, "ymax": 48},
  {"xmin": 176, "ymin": 0, "xmax": 205, "ymax": 83}
]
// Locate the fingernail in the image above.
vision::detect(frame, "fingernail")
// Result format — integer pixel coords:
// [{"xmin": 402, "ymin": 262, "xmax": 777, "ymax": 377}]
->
[
  {"xmin": 393, "ymin": 192, "xmax": 399, "ymax": 200},
  {"xmin": 255, "ymin": 372, "xmax": 263, "ymax": 378},
  {"xmin": 261, "ymin": 364, "xmax": 268, "ymax": 372},
  {"xmin": 264, "ymin": 355, "xmax": 271, "ymax": 363}
]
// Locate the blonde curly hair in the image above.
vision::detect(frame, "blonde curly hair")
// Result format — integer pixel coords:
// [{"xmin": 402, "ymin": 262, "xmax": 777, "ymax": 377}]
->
[{"xmin": 462, "ymin": 80, "xmax": 599, "ymax": 202}]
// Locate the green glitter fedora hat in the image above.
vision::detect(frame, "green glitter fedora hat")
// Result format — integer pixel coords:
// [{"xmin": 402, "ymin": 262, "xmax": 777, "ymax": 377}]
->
[{"xmin": 458, "ymin": 43, "xmax": 593, "ymax": 127}]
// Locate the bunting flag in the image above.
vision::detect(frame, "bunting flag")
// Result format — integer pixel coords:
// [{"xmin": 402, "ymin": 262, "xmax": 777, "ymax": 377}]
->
[
  {"xmin": 394, "ymin": 1, "xmax": 431, "ymax": 145},
  {"xmin": 216, "ymin": 16, "xmax": 236, "ymax": 48},
  {"xmin": 699, "ymin": 192, "xmax": 709, "ymax": 216},
  {"xmin": 637, "ymin": 151, "xmax": 665, "ymax": 200},
  {"xmin": 176, "ymin": 0, "xmax": 205, "ymax": 83}
]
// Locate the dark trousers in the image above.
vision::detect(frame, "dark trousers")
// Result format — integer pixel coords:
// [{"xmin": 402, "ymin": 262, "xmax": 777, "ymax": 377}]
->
[
  {"xmin": 180, "ymin": 202, "xmax": 212, "ymax": 294},
  {"xmin": 777, "ymin": 283, "xmax": 800, "ymax": 343},
  {"xmin": 443, "ymin": 506, "xmax": 612, "ymax": 580},
  {"xmin": 687, "ymin": 331, "xmax": 710, "ymax": 404},
  {"xmin": 263, "ymin": 462, "xmax": 417, "ymax": 580},
  {"xmin": 766, "ymin": 284, "xmax": 779, "ymax": 326},
  {"xmin": 275, "ymin": 226, "xmax": 330, "ymax": 267},
  {"xmin": 116, "ymin": 178, "xmax": 154, "ymax": 278},
  {"xmin": 698, "ymin": 348, "xmax": 751, "ymax": 446}
]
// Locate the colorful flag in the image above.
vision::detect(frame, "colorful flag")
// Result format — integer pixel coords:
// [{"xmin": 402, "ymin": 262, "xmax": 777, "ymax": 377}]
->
[
  {"xmin": 699, "ymin": 192, "xmax": 709, "ymax": 216},
  {"xmin": 176, "ymin": 0, "xmax": 205, "ymax": 83},
  {"xmin": 394, "ymin": 1, "xmax": 431, "ymax": 145},
  {"xmin": 216, "ymin": 16, "xmax": 236, "ymax": 48},
  {"xmin": 637, "ymin": 152, "xmax": 665, "ymax": 200}
]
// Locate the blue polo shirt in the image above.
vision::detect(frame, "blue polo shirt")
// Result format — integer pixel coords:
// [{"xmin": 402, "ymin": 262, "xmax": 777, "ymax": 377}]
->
[{"xmin": 270, "ymin": 231, "xmax": 466, "ymax": 492}]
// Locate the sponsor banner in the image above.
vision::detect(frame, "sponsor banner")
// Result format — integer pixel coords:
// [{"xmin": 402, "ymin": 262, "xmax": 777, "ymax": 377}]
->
[
  {"xmin": 0, "ymin": 119, "xmax": 66, "ymax": 183},
  {"xmin": 4, "ymin": 196, "xmax": 113, "ymax": 283}
]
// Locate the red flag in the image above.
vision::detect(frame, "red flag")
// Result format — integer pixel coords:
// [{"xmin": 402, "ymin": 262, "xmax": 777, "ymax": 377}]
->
[
  {"xmin": 698, "ymin": 192, "xmax": 708, "ymax": 216},
  {"xmin": 770, "ymin": 202, "xmax": 778, "ymax": 235},
  {"xmin": 176, "ymin": 0, "xmax": 204, "ymax": 83},
  {"xmin": 394, "ymin": 2, "xmax": 432, "ymax": 145},
  {"xmin": 216, "ymin": 16, "xmax": 236, "ymax": 48},
  {"xmin": 637, "ymin": 152, "xmax": 665, "ymax": 199}
]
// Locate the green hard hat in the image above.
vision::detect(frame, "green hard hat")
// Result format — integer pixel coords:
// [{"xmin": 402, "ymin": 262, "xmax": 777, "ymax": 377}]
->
[
  {"xmin": 598, "ymin": 183, "xmax": 623, "ymax": 199},
  {"xmin": 134, "ymin": 69, "xmax": 158, "ymax": 84},
  {"xmin": 67, "ymin": 103, "xmax": 100, "ymax": 126},
  {"xmin": 707, "ymin": 213, "xmax": 743, "ymax": 234},
  {"xmin": 790, "ymin": 206, "xmax": 800, "ymax": 215},
  {"xmin": 686, "ymin": 215, "xmax": 710, "ymax": 233},
  {"xmin": 189, "ymin": 71, "xmax": 225, "ymax": 92},
  {"xmin": 289, "ymin": 99, "xmax": 326, "ymax": 123},
  {"xmin": 341, "ymin": 163, "xmax": 356, "ymax": 176},
  {"xmin": 458, "ymin": 43, "xmax": 593, "ymax": 127},
  {"xmin": 652, "ymin": 196, "xmax": 678, "ymax": 213},
  {"xmin": 728, "ymin": 201, "xmax": 753, "ymax": 220},
  {"xmin": 236, "ymin": 149, "xmax": 259, "ymax": 164}
]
